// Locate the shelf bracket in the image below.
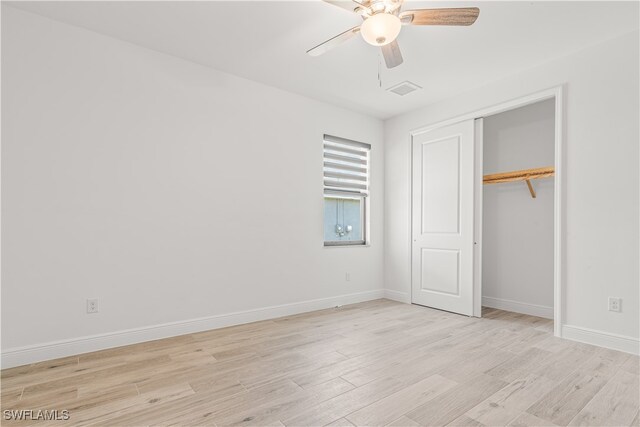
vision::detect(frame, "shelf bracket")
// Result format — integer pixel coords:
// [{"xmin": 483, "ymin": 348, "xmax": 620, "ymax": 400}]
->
[{"xmin": 525, "ymin": 178, "xmax": 536, "ymax": 198}]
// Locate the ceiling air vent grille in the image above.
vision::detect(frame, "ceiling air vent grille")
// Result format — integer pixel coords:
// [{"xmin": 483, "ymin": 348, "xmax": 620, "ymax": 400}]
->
[{"xmin": 387, "ymin": 81, "xmax": 422, "ymax": 96}]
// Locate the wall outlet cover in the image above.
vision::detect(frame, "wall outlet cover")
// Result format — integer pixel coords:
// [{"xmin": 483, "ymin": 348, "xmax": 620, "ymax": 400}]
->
[
  {"xmin": 87, "ymin": 298, "xmax": 99, "ymax": 314},
  {"xmin": 608, "ymin": 297, "xmax": 622, "ymax": 313}
]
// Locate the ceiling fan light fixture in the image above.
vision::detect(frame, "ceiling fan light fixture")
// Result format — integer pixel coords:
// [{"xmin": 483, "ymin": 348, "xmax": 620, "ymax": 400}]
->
[{"xmin": 360, "ymin": 13, "xmax": 401, "ymax": 46}]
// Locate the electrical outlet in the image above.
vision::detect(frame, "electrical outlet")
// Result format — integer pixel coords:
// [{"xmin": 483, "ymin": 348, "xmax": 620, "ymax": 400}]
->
[
  {"xmin": 87, "ymin": 298, "xmax": 99, "ymax": 314},
  {"xmin": 608, "ymin": 297, "xmax": 622, "ymax": 313},
  {"xmin": 345, "ymin": 273, "xmax": 350, "ymax": 282}
]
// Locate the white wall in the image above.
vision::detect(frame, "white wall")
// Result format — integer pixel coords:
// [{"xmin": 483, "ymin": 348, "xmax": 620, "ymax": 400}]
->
[
  {"xmin": 384, "ymin": 31, "xmax": 639, "ymax": 348},
  {"xmin": 482, "ymin": 100, "xmax": 555, "ymax": 317},
  {"xmin": 1, "ymin": 7, "xmax": 384, "ymax": 366}
]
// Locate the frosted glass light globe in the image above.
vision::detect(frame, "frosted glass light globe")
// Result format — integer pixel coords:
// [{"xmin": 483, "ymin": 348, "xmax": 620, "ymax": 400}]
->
[{"xmin": 360, "ymin": 13, "xmax": 402, "ymax": 46}]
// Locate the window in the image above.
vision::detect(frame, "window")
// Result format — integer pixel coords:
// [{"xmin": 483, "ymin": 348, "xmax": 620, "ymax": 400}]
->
[{"xmin": 323, "ymin": 135, "xmax": 370, "ymax": 246}]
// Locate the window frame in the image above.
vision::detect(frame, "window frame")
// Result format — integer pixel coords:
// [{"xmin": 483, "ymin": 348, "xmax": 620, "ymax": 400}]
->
[
  {"xmin": 323, "ymin": 192, "xmax": 367, "ymax": 247},
  {"xmin": 322, "ymin": 135, "xmax": 370, "ymax": 247}
]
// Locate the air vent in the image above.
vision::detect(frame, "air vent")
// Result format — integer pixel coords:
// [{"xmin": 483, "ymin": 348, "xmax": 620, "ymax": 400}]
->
[{"xmin": 387, "ymin": 81, "xmax": 422, "ymax": 96}]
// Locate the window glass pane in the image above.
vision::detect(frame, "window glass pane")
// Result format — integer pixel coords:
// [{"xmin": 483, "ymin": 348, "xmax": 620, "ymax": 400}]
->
[{"xmin": 324, "ymin": 196, "xmax": 363, "ymax": 243}]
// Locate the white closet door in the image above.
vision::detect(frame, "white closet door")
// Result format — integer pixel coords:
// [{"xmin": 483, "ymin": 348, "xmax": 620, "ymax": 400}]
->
[{"xmin": 411, "ymin": 119, "xmax": 476, "ymax": 316}]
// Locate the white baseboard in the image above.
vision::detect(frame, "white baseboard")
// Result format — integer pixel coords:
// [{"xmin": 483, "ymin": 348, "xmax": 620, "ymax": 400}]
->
[
  {"xmin": 1, "ymin": 289, "xmax": 385, "ymax": 369},
  {"xmin": 482, "ymin": 296, "xmax": 554, "ymax": 319},
  {"xmin": 562, "ymin": 325, "xmax": 639, "ymax": 355},
  {"xmin": 384, "ymin": 289, "xmax": 411, "ymax": 304}
]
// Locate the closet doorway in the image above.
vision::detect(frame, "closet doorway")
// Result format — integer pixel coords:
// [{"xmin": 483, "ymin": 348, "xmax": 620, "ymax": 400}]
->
[
  {"xmin": 410, "ymin": 87, "xmax": 563, "ymax": 336},
  {"xmin": 477, "ymin": 99, "xmax": 556, "ymax": 323}
]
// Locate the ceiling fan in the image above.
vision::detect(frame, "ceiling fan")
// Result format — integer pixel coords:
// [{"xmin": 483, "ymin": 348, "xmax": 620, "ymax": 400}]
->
[{"xmin": 307, "ymin": 0, "xmax": 479, "ymax": 68}]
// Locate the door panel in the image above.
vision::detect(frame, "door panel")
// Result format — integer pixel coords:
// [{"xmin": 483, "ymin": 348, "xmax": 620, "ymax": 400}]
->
[
  {"xmin": 412, "ymin": 119, "xmax": 476, "ymax": 316},
  {"xmin": 420, "ymin": 248, "xmax": 460, "ymax": 295},
  {"xmin": 421, "ymin": 136, "xmax": 460, "ymax": 234}
]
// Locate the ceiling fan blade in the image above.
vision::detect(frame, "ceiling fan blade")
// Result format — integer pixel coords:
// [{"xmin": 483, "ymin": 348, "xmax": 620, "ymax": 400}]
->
[
  {"xmin": 381, "ymin": 40, "xmax": 403, "ymax": 68},
  {"xmin": 322, "ymin": 0, "xmax": 369, "ymax": 15},
  {"xmin": 307, "ymin": 26, "xmax": 361, "ymax": 57},
  {"xmin": 400, "ymin": 8, "xmax": 480, "ymax": 26}
]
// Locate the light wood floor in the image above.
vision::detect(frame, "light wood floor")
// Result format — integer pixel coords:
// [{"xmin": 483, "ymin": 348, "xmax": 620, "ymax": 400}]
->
[{"xmin": 2, "ymin": 299, "xmax": 638, "ymax": 426}]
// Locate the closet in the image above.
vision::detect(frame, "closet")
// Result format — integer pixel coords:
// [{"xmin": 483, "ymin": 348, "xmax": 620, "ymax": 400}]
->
[{"xmin": 481, "ymin": 99, "xmax": 555, "ymax": 319}]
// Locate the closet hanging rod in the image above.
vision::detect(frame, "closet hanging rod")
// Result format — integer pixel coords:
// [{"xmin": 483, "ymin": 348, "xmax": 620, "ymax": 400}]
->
[{"xmin": 483, "ymin": 166, "xmax": 554, "ymax": 198}]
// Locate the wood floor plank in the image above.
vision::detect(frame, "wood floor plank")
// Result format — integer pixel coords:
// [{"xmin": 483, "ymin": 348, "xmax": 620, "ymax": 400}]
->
[
  {"xmin": 405, "ymin": 374, "xmax": 508, "ymax": 426},
  {"xmin": 508, "ymin": 412, "xmax": 559, "ymax": 426},
  {"xmin": 387, "ymin": 415, "xmax": 422, "ymax": 426},
  {"xmin": 346, "ymin": 374, "xmax": 457, "ymax": 426},
  {"xmin": 533, "ymin": 345, "xmax": 598, "ymax": 381},
  {"xmin": 326, "ymin": 418, "xmax": 356, "ymax": 427},
  {"xmin": 438, "ymin": 346, "xmax": 515, "ymax": 383},
  {"xmin": 289, "ymin": 334, "xmax": 420, "ymax": 389},
  {"xmin": 240, "ymin": 350, "xmax": 347, "ymax": 390},
  {"xmin": 102, "ymin": 378, "xmax": 299, "ymax": 426},
  {"xmin": 485, "ymin": 347, "xmax": 554, "ymax": 382},
  {"xmin": 446, "ymin": 415, "xmax": 486, "ymax": 426},
  {"xmin": 339, "ymin": 343, "xmax": 436, "ymax": 387},
  {"xmin": 621, "ymin": 355, "xmax": 640, "ymax": 375},
  {"xmin": 567, "ymin": 369, "xmax": 639, "ymax": 426},
  {"xmin": 72, "ymin": 382, "xmax": 195, "ymax": 426},
  {"xmin": 282, "ymin": 376, "xmax": 406, "ymax": 426},
  {"xmin": 465, "ymin": 374, "xmax": 555, "ymax": 426},
  {"xmin": 19, "ymin": 355, "xmax": 172, "ymax": 396},
  {"xmin": 1, "ymin": 356, "xmax": 79, "ymax": 380},
  {"xmin": 304, "ymin": 377, "xmax": 355, "ymax": 401},
  {"xmin": 213, "ymin": 377, "xmax": 355, "ymax": 426},
  {"xmin": 11, "ymin": 386, "xmax": 79, "ymax": 409},
  {"xmin": 0, "ymin": 387, "xmax": 23, "ymax": 405},
  {"xmin": 526, "ymin": 353, "xmax": 619, "ymax": 425}
]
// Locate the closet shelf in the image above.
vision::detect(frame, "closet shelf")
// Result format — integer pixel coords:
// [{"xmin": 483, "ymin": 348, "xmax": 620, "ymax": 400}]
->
[{"xmin": 483, "ymin": 166, "xmax": 554, "ymax": 199}]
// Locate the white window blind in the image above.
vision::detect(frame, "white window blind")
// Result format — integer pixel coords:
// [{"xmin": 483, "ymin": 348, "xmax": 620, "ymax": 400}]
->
[{"xmin": 323, "ymin": 135, "xmax": 370, "ymax": 195}]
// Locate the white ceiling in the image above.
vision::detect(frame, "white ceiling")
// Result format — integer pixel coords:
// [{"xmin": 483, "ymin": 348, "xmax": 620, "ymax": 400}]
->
[{"xmin": 8, "ymin": 1, "xmax": 639, "ymax": 119}]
